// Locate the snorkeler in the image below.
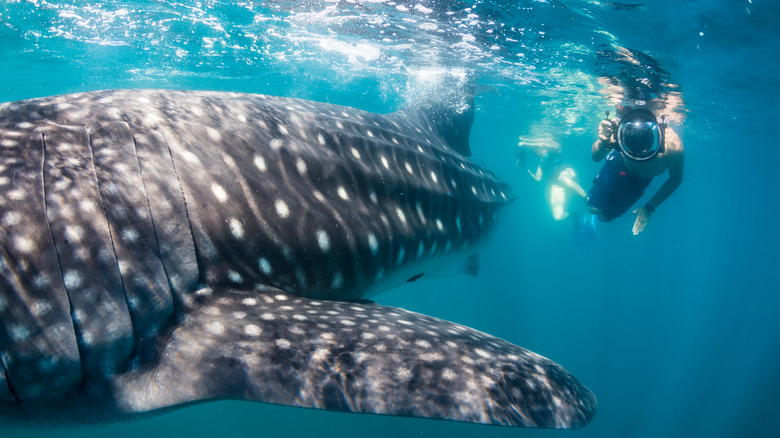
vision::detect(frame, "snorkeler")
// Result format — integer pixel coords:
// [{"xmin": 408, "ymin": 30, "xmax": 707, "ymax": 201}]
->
[
  {"xmin": 517, "ymin": 138, "xmax": 586, "ymax": 221},
  {"xmin": 586, "ymin": 107, "xmax": 685, "ymax": 235}
]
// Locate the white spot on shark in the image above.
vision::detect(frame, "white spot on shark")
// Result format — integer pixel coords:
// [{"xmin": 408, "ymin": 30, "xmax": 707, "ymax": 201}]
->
[
  {"xmin": 367, "ymin": 233, "xmax": 379, "ymax": 255},
  {"xmin": 229, "ymin": 218, "xmax": 244, "ymax": 239},
  {"xmin": 244, "ymin": 324, "xmax": 261, "ymax": 336},
  {"xmin": 206, "ymin": 322, "xmax": 225, "ymax": 335},
  {"xmin": 474, "ymin": 348, "xmax": 492, "ymax": 359},
  {"xmin": 258, "ymin": 258, "xmax": 272, "ymax": 275},
  {"xmin": 10, "ymin": 324, "xmax": 29, "ymax": 341},
  {"xmin": 415, "ymin": 339, "xmax": 432, "ymax": 349},
  {"xmin": 275, "ymin": 200, "xmax": 290, "ymax": 218},
  {"xmin": 3, "ymin": 211, "xmax": 21, "ymax": 226},
  {"xmin": 395, "ymin": 367, "xmax": 412, "ymax": 382},
  {"xmin": 254, "ymin": 155, "xmax": 267, "ymax": 172},
  {"xmin": 30, "ymin": 299, "xmax": 52, "ymax": 317},
  {"xmin": 420, "ymin": 352, "xmax": 445, "ymax": 362},
  {"xmin": 396, "ymin": 208, "xmax": 407, "ymax": 224},
  {"xmin": 7, "ymin": 190, "xmax": 25, "ymax": 201},
  {"xmin": 212, "ymin": 184, "xmax": 228, "ymax": 202},
  {"xmin": 180, "ymin": 150, "xmax": 200, "ymax": 164},
  {"xmin": 337, "ymin": 186, "xmax": 349, "ymax": 200},
  {"xmin": 311, "ymin": 348, "xmax": 329, "ymax": 361},
  {"xmin": 316, "ymin": 229, "xmax": 330, "ymax": 252},
  {"xmin": 122, "ymin": 228, "xmax": 139, "ymax": 242},
  {"xmin": 206, "ymin": 127, "xmax": 221, "ymax": 141},
  {"xmin": 14, "ymin": 236, "xmax": 34, "ymax": 253},
  {"xmin": 416, "ymin": 202, "xmax": 426, "ymax": 224},
  {"xmin": 63, "ymin": 271, "xmax": 82, "ymax": 289},
  {"xmin": 296, "ymin": 158, "xmax": 307, "ymax": 175},
  {"xmin": 228, "ymin": 271, "xmax": 243, "ymax": 284}
]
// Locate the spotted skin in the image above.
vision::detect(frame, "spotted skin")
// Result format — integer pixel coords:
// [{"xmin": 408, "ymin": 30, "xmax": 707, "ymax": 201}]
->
[{"xmin": 0, "ymin": 90, "xmax": 596, "ymax": 428}]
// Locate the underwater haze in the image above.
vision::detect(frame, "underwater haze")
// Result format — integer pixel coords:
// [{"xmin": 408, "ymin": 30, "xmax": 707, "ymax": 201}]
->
[{"xmin": 1, "ymin": 0, "xmax": 779, "ymax": 437}]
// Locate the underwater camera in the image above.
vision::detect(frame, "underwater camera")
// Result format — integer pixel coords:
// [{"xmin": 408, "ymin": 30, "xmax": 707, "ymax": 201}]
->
[{"xmin": 614, "ymin": 108, "xmax": 665, "ymax": 161}]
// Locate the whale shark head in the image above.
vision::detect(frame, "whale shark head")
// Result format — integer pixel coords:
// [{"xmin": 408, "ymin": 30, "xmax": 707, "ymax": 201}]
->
[{"xmin": 0, "ymin": 86, "xmax": 595, "ymax": 429}]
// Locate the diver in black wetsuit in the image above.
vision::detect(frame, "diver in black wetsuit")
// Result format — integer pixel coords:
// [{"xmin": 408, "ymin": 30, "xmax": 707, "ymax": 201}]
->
[{"xmin": 586, "ymin": 107, "xmax": 685, "ymax": 235}]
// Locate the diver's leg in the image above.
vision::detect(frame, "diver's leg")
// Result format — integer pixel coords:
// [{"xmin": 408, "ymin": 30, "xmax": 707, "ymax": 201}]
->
[{"xmin": 550, "ymin": 184, "xmax": 568, "ymax": 220}]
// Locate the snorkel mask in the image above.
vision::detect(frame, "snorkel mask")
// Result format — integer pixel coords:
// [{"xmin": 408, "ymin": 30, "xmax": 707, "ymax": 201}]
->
[{"xmin": 616, "ymin": 108, "xmax": 666, "ymax": 161}]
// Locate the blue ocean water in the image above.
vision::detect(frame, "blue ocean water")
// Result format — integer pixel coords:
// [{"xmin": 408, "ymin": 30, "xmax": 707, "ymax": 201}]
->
[{"xmin": 1, "ymin": 1, "xmax": 779, "ymax": 437}]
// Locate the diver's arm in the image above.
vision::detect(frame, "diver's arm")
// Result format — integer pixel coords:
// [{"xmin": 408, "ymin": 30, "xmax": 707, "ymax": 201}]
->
[
  {"xmin": 592, "ymin": 119, "xmax": 617, "ymax": 162},
  {"xmin": 592, "ymin": 140, "xmax": 608, "ymax": 162},
  {"xmin": 527, "ymin": 166, "xmax": 543, "ymax": 182},
  {"xmin": 646, "ymin": 150, "xmax": 684, "ymax": 210},
  {"xmin": 516, "ymin": 145, "xmax": 543, "ymax": 182},
  {"xmin": 632, "ymin": 130, "xmax": 684, "ymax": 235}
]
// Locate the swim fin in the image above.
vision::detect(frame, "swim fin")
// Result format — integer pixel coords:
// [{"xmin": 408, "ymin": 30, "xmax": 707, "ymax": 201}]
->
[{"xmin": 572, "ymin": 212, "xmax": 598, "ymax": 246}]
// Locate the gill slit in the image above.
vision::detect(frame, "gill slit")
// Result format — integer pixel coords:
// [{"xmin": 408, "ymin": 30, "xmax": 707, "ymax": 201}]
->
[
  {"xmin": 129, "ymin": 133, "xmax": 185, "ymax": 313},
  {"xmin": 85, "ymin": 129, "xmax": 139, "ymax": 344},
  {"xmin": 163, "ymin": 140, "xmax": 204, "ymax": 290},
  {"xmin": 40, "ymin": 131, "xmax": 88, "ymax": 389}
]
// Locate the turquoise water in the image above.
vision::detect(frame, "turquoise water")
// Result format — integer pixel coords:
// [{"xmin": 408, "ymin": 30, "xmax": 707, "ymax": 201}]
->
[{"xmin": 2, "ymin": 1, "xmax": 779, "ymax": 437}]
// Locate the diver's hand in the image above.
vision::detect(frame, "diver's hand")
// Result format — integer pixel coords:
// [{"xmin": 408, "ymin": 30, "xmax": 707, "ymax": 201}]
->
[
  {"xmin": 598, "ymin": 119, "xmax": 617, "ymax": 146},
  {"xmin": 632, "ymin": 206, "xmax": 651, "ymax": 235}
]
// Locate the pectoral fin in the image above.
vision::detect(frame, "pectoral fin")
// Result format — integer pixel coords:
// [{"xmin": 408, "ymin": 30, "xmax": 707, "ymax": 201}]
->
[{"xmin": 112, "ymin": 286, "xmax": 596, "ymax": 429}]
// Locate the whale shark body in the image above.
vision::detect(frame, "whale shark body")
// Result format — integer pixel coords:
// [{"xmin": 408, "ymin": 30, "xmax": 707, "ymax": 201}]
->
[{"xmin": 0, "ymin": 89, "xmax": 596, "ymax": 429}]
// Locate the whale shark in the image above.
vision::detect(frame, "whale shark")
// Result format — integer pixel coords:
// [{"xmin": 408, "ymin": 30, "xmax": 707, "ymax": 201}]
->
[{"xmin": 0, "ymin": 87, "xmax": 596, "ymax": 429}]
